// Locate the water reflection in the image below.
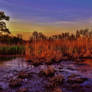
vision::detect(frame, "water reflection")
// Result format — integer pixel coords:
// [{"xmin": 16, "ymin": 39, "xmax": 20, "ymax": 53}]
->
[
  {"xmin": 0, "ymin": 57, "xmax": 92, "ymax": 78},
  {"xmin": 0, "ymin": 57, "xmax": 92, "ymax": 92},
  {"xmin": 77, "ymin": 59, "xmax": 92, "ymax": 78},
  {"xmin": 84, "ymin": 59, "xmax": 92, "ymax": 67},
  {"xmin": 0, "ymin": 57, "xmax": 31, "ymax": 70}
]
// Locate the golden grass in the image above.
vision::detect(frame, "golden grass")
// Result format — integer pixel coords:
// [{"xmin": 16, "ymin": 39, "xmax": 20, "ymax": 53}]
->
[{"xmin": 25, "ymin": 37, "xmax": 92, "ymax": 63}]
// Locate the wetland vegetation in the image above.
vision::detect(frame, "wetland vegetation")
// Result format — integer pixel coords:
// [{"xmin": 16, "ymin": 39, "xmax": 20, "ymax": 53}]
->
[{"xmin": 0, "ymin": 11, "xmax": 92, "ymax": 92}]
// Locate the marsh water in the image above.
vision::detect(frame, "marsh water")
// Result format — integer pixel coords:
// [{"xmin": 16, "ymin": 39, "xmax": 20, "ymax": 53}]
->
[{"xmin": 0, "ymin": 57, "xmax": 92, "ymax": 92}]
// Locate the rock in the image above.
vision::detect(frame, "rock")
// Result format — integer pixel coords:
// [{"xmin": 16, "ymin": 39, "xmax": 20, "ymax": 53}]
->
[
  {"xmin": 67, "ymin": 67, "xmax": 76, "ymax": 71},
  {"xmin": 85, "ymin": 85, "xmax": 92, "ymax": 88},
  {"xmin": 68, "ymin": 77, "xmax": 87, "ymax": 84},
  {"xmin": 68, "ymin": 74, "xmax": 79, "ymax": 78},
  {"xmin": 39, "ymin": 66, "xmax": 55, "ymax": 77},
  {"xmin": 67, "ymin": 74, "xmax": 88, "ymax": 84},
  {"xmin": 48, "ymin": 75, "xmax": 64, "ymax": 87},
  {"xmin": 31, "ymin": 58, "xmax": 42, "ymax": 66},
  {"xmin": 16, "ymin": 88, "xmax": 28, "ymax": 92},
  {"xmin": 0, "ymin": 85, "xmax": 3, "ymax": 91},
  {"xmin": 18, "ymin": 71, "xmax": 30, "ymax": 79},
  {"xmin": 46, "ymin": 84, "xmax": 63, "ymax": 92},
  {"xmin": 32, "ymin": 60, "xmax": 41, "ymax": 66},
  {"xmin": 71, "ymin": 84, "xmax": 82, "ymax": 89},
  {"xmin": 45, "ymin": 59, "xmax": 53, "ymax": 65},
  {"xmin": 68, "ymin": 84, "xmax": 85, "ymax": 92},
  {"xmin": 9, "ymin": 78, "xmax": 22, "ymax": 88},
  {"xmin": 0, "ymin": 86, "xmax": 3, "ymax": 90},
  {"xmin": 46, "ymin": 82, "xmax": 55, "ymax": 89},
  {"xmin": 53, "ymin": 87, "xmax": 62, "ymax": 92}
]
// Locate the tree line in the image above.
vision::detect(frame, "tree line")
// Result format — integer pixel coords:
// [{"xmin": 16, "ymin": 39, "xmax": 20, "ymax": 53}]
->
[
  {"xmin": 29, "ymin": 29, "xmax": 92, "ymax": 42},
  {"xmin": 0, "ymin": 11, "xmax": 92, "ymax": 44}
]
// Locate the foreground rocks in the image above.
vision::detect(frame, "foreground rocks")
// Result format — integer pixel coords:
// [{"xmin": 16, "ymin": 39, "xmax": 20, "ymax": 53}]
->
[
  {"xmin": 0, "ymin": 59, "xmax": 91, "ymax": 92},
  {"xmin": 67, "ymin": 74, "xmax": 88, "ymax": 84},
  {"xmin": 18, "ymin": 71, "xmax": 31, "ymax": 79},
  {"xmin": 9, "ymin": 78, "xmax": 23, "ymax": 88},
  {"xmin": 16, "ymin": 88, "xmax": 28, "ymax": 92},
  {"xmin": 39, "ymin": 66, "xmax": 55, "ymax": 77},
  {"xmin": 52, "ymin": 87, "xmax": 62, "ymax": 92},
  {"xmin": 0, "ymin": 85, "xmax": 3, "ymax": 92},
  {"xmin": 48, "ymin": 75, "xmax": 64, "ymax": 87},
  {"xmin": 5, "ymin": 66, "xmax": 91, "ymax": 92}
]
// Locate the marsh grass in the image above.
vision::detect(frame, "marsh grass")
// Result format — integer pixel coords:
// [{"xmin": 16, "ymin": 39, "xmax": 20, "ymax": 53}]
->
[
  {"xmin": 0, "ymin": 45, "xmax": 25, "ymax": 55},
  {"xmin": 26, "ymin": 37, "xmax": 92, "ymax": 64}
]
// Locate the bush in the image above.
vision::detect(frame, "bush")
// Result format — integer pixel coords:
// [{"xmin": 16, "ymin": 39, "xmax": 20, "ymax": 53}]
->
[{"xmin": 0, "ymin": 45, "xmax": 25, "ymax": 55}]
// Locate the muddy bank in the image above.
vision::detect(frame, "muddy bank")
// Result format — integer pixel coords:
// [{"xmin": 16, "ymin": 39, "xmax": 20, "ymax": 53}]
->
[{"xmin": 0, "ymin": 57, "xmax": 92, "ymax": 92}]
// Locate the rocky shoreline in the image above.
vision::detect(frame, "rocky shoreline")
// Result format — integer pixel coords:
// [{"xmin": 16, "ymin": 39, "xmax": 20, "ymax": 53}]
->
[{"xmin": 0, "ymin": 58, "xmax": 92, "ymax": 92}]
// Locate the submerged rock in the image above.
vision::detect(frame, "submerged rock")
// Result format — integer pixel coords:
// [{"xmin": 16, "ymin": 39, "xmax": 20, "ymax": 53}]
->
[
  {"xmin": 47, "ymin": 75, "xmax": 64, "ymax": 88},
  {"xmin": 9, "ymin": 78, "xmax": 22, "ymax": 88},
  {"xmin": 0, "ymin": 85, "xmax": 3, "ymax": 92},
  {"xmin": 18, "ymin": 71, "xmax": 30, "ymax": 79},
  {"xmin": 67, "ymin": 74, "xmax": 88, "ymax": 84},
  {"xmin": 16, "ymin": 88, "xmax": 28, "ymax": 92},
  {"xmin": 39, "ymin": 66, "xmax": 55, "ymax": 77},
  {"xmin": 71, "ymin": 84, "xmax": 82, "ymax": 89},
  {"xmin": 52, "ymin": 87, "xmax": 62, "ymax": 92}
]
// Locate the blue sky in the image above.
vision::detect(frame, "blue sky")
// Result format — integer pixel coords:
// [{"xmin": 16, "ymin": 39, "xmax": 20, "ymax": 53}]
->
[
  {"xmin": 0, "ymin": 0, "xmax": 92, "ymax": 39},
  {"xmin": 0, "ymin": 0, "xmax": 92, "ymax": 23}
]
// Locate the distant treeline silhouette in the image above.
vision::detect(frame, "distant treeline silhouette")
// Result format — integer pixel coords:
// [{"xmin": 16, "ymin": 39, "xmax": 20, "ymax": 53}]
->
[{"xmin": 29, "ymin": 29, "xmax": 92, "ymax": 41}]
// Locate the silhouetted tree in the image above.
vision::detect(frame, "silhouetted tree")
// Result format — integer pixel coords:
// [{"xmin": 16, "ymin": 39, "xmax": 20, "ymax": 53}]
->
[
  {"xmin": 0, "ymin": 11, "xmax": 10, "ymax": 34},
  {"xmin": 17, "ymin": 34, "xmax": 23, "ymax": 40},
  {"xmin": 38, "ymin": 32, "xmax": 47, "ymax": 40},
  {"xmin": 32, "ymin": 31, "xmax": 39, "ymax": 40},
  {"xmin": 76, "ymin": 30, "xmax": 80, "ymax": 38}
]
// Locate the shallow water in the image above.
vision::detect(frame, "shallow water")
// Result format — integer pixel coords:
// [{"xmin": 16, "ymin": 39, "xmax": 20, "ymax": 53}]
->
[{"xmin": 0, "ymin": 57, "xmax": 92, "ymax": 92}]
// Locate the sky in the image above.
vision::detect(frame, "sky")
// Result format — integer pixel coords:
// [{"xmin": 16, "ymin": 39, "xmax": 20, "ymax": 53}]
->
[{"xmin": 0, "ymin": 0, "xmax": 92, "ymax": 39}]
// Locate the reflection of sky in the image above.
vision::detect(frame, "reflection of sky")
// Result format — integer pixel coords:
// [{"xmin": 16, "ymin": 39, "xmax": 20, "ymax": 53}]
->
[{"xmin": 0, "ymin": 0, "xmax": 92, "ymax": 39}]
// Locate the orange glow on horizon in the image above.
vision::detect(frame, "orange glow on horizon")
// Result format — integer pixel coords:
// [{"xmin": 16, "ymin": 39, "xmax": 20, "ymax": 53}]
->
[{"xmin": 8, "ymin": 19, "xmax": 92, "ymax": 40}]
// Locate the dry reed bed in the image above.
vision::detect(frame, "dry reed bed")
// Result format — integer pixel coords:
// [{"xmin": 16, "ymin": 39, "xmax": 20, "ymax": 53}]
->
[{"xmin": 25, "ymin": 38, "xmax": 92, "ymax": 64}]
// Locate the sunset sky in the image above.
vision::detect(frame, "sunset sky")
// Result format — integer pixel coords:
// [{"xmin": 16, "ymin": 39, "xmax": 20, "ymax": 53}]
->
[{"xmin": 0, "ymin": 0, "xmax": 92, "ymax": 39}]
